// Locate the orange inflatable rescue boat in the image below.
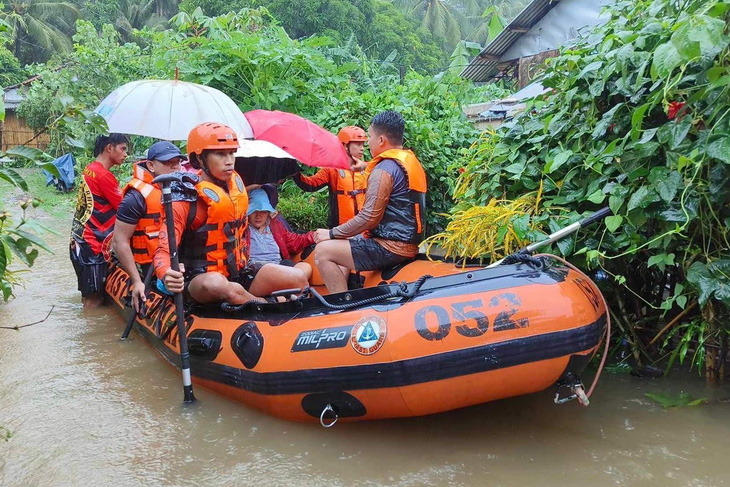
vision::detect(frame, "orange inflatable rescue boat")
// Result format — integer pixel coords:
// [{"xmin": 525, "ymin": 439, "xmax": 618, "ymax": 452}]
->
[{"xmin": 107, "ymin": 251, "xmax": 608, "ymax": 424}]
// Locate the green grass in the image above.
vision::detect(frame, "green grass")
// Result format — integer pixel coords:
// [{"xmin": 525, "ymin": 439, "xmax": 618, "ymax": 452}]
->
[{"xmin": 0, "ymin": 168, "xmax": 75, "ymax": 220}]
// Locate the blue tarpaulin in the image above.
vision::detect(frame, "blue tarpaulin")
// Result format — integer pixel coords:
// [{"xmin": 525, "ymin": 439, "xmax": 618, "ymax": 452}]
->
[{"xmin": 44, "ymin": 153, "xmax": 76, "ymax": 192}]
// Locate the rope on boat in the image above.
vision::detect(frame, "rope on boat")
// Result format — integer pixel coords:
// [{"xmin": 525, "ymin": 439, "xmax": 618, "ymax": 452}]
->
[
  {"xmin": 309, "ymin": 274, "xmax": 433, "ymax": 311},
  {"xmin": 534, "ymin": 254, "xmax": 611, "ymax": 400},
  {"xmin": 221, "ymin": 275, "xmax": 433, "ymax": 313},
  {"xmin": 499, "ymin": 251, "xmax": 545, "ymax": 269}
]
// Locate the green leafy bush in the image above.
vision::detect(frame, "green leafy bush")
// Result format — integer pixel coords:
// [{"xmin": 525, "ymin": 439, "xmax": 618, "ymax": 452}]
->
[
  {"xmin": 276, "ymin": 180, "xmax": 328, "ymax": 231},
  {"xmin": 451, "ymin": 0, "xmax": 730, "ymax": 374}
]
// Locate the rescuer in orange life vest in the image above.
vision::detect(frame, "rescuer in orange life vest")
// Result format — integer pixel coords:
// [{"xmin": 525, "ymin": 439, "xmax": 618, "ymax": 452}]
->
[
  {"xmin": 112, "ymin": 141, "xmax": 185, "ymax": 313},
  {"xmin": 313, "ymin": 111, "xmax": 427, "ymax": 294},
  {"xmin": 292, "ymin": 125, "xmax": 369, "ymax": 228},
  {"xmin": 154, "ymin": 122, "xmax": 308, "ymax": 304}
]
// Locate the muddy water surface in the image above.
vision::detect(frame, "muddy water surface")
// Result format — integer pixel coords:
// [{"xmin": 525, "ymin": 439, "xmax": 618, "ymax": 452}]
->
[{"xmin": 1, "ymin": 222, "xmax": 729, "ymax": 487}]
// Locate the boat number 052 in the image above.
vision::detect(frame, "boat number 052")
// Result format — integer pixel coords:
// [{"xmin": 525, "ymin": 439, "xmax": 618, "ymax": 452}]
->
[{"xmin": 414, "ymin": 293, "xmax": 529, "ymax": 341}]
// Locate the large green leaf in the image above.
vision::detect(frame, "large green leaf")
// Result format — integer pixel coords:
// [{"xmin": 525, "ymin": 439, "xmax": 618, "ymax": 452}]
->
[
  {"xmin": 707, "ymin": 260, "xmax": 730, "ymax": 306},
  {"xmin": 669, "ymin": 117, "xmax": 692, "ymax": 150},
  {"xmin": 651, "ymin": 42, "xmax": 682, "ymax": 78},
  {"xmin": 649, "ymin": 168, "xmax": 682, "ymax": 202},
  {"xmin": 687, "ymin": 261, "xmax": 715, "ymax": 305},
  {"xmin": 545, "ymin": 150, "xmax": 573, "ymax": 174},
  {"xmin": 630, "ymin": 104, "xmax": 650, "ymax": 141},
  {"xmin": 627, "ymin": 185, "xmax": 652, "ymax": 211},
  {"xmin": 0, "ymin": 240, "xmax": 10, "ymax": 277},
  {"xmin": 645, "ymin": 392, "xmax": 706, "ymax": 408},
  {"xmin": 605, "ymin": 215, "xmax": 623, "ymax": 233},
  {"xmin": 0, "ymin": 168, "xmax": 29, "ymax": 191},
  {"xmin": 707, "ymin": 136, "xmax": 730, "ymax": 164},
  {"xmin": 671, "ymin": 15, "xmax": 727, "ymax": 61},
  {"xmin": 4, "ymin": 146, "xmax": 46, "ymax": 161}
]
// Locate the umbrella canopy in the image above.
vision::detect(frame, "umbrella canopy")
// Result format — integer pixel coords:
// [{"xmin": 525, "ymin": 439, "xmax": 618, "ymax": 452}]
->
[
  {"xmin": 244, "ymin": 109, "xmax": 349, "ymax": 170},
  {"xmin": 234, "ymin": 138, "xmax": 299, "ymax": 185},
  {"xmin": 95, "ymin": 80, "xmax": 254, "ymax": 141}
]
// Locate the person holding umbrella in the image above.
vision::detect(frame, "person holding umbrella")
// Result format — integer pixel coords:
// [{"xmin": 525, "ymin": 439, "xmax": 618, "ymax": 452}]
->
[
  {"xmin": 112, "ymin": 141, "xmax": 186, "ymax": 313},
  {"xmin": 312, "ymin": 111, "xmax": 427, "ymax": 294},
  {"xmin": 292, "ymin": 125, "xmax": 369, "ymax": 228},
  {"xmin": 154, "ymin": 123, "xmax": 308, "ymax": 304}
]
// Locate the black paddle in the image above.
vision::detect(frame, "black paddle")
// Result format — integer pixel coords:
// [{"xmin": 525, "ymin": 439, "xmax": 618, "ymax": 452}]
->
[
  {"xmin": 153, "ymin": 172, "xmax": 200, "ymax": 404},
  {"xmin": 121, "ymin": 263, "xmax": 155, "ymax": 340},
  {"xmin": 489, "ymin": 207, "xmax": 612, "ymax": 268}
]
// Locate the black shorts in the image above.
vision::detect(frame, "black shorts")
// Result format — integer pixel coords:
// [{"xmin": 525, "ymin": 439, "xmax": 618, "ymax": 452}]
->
[
  {"xmin": 185, "ymin": 263, "xmax": 264, "ymax": 292},
  {"xmin": 69, "ymin": 241, "xmax": 109, "ymax": 297},
  {"xmin": 349, "ymin": 235, "xmax": 411, "ymax": 272}
]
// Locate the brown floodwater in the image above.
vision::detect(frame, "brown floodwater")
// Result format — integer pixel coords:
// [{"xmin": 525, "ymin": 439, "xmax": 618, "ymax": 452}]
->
[{"xmin": 1, "ymin": 217, "xmax": 730, "ymax": 487}]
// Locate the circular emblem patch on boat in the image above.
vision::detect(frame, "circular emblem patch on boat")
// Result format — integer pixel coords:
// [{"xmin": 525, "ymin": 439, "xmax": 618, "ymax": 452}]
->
[
  {"xmin": 202, "ymin": 187, "xmax": 220, "ymax": 202},
  {"xmin": 350, "ymin": 316, "xmax": 387, "ymax": 356}
]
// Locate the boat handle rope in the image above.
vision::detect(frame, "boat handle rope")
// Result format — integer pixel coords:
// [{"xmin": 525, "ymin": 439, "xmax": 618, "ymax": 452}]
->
[
  {"xmin": 499, "ymin": 251, "xmax": 545, "ymax": 269},
  {"xmin": 308, "ymin": 274, "xmax": 433, "ymax": 311},
  {"xmin": 320, "ymin": 404, "xmax": 338, "ymax": 428},
  {"xmin": 221, "ymin": 275, "xmax": 433, "ymax": 313}
]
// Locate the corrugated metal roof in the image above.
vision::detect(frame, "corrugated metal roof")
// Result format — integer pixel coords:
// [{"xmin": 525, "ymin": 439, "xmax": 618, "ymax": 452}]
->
[{"xmin": 460, "ymin": 0, "xmax": 561, "ymax": 82}]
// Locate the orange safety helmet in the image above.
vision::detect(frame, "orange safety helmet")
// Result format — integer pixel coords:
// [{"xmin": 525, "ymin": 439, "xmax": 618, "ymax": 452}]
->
[
  {"xmin": 337, "ymin": 126, "xmax": 368, "ymax": 145},
  {"xmin": 187, "ymin": 122, "xmax": 240, "ymax": 168}
]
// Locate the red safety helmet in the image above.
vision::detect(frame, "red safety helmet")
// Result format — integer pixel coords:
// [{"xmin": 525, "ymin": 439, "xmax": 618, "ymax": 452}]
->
[
  {"xmin": 187, "ymin": 122, "xmax": 239, "ymax": 168},
  {"xmin": 337, "ymin": 126, "xmax": 368, "ymax": 145}
]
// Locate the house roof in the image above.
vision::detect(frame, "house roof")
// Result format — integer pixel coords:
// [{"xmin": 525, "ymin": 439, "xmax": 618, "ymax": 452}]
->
[{"xmin": 460, "ymin": 0, "xmax": 613, "ymax": 82}]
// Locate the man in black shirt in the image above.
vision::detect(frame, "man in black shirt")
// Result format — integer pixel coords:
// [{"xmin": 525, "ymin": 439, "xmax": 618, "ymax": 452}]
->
[{"xmin": 112, "ymin": 141, "xmax": 186, "ymax": 312}]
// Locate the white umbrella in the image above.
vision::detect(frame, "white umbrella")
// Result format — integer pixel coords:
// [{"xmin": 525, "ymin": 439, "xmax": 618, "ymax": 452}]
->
[
  {"xmin": 234, "ymin": 137, "xmax": 299, "ymax": 186},
  {"xmin": 236, "ymin": 139, "xmax": 296, "ymax": 160},
  {"xmin": 95, "ymin": 80, "xmax": 254, "ymax": 141}
]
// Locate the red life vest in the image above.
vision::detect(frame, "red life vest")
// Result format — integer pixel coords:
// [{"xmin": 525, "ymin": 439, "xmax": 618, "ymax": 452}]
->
[
  {"xmin": 180, "ymin": 173, "xmax": 249, "ymax": 278},
  {"xmin": 122, "ymin": 162, "xmax": 162, "ymax": 265},
  {"xmin": 366, "ymin": 149, "xmax": 427, "ymax": 244}
]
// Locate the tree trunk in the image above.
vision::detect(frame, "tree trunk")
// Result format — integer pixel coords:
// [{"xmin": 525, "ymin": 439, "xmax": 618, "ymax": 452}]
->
[{"xmin": 703, "ymin": 301, "xmax": 725, "ymax": 382}]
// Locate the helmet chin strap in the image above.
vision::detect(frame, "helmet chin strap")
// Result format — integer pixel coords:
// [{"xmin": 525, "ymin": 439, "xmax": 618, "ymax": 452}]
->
[{"xmin": 200, "ymin": 155, "xmax": 228, "ymax": 188}]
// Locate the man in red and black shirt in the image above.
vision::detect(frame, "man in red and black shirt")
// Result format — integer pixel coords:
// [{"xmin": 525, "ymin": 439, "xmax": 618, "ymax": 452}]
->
[{"xmin": 70, "ymin": 133, "xmax": 128, "ymax": 308}]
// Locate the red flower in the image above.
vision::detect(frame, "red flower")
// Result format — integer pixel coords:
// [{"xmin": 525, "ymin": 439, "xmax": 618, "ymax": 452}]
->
[
  {"xmin": 459, "ymin": 167, "xmax": 466, "ymax": 174},
  {"xmin": 667, "ymin": 101, "xmax": 686, "ymax": 120}
]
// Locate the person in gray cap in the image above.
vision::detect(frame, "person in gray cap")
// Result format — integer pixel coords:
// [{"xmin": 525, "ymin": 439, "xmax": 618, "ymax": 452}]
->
[{"xmin": 112, "ymin": 141, "xmax": 186, "ymax": 312}]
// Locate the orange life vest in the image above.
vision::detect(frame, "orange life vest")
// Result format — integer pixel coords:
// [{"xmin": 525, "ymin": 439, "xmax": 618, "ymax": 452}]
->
[
  {"xmin": 179, "ymin": 173, "xmax": 249, "ymax": 278},
  {"xmin": 334, "ymin": 169, "xmax": 368, "ymax": 225},
  {"xmin": 366, "ymin": 149, "xmax": 427, "ymax": 244},
  {"xmin": 122, "ymin": 162, "xmax": 162, "ymax": 265}
]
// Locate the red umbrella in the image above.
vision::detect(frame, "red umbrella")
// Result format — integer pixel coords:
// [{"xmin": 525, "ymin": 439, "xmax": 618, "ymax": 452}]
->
[{"xmin": 244, "ymin": 110, "xmax": 349, "ymax": 170}]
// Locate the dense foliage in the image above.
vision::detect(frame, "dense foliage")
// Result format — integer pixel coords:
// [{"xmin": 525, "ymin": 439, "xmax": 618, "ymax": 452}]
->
[
  {"xmin": 19, "ymin": 9, "xmax": 504, "ymax": 233},
  {"xmin": 18, "ymin": 21, "xmax": 157, "ymax": 153},
  {"xmin": 179, "ymin": 0, "xmax": 449, "ymax": 73},
  {"xmin": 446, "ymin": 0, "xmax": 730, "ymax": 376}
]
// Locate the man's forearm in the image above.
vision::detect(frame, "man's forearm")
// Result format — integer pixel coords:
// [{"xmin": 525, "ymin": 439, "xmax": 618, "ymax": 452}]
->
[{"xmin": 114, "ymin": 240, "xmax": 142, "ymax": 284}]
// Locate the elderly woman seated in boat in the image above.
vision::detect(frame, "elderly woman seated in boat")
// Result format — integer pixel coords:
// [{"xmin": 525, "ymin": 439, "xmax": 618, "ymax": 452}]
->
[
  {"xmin": 312, "ymin": 111, "xmax": 427, "ymax": 293},
  {"xmin": 246, "ymin": 188, "xmax": 314, "ymax": 280},
  {"xmin": 153, "ymin": 122, "xmax": 308, "ymax": 304}
]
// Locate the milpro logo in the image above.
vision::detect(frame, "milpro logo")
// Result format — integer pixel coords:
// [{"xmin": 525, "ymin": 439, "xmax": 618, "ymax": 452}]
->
[{"xmin": 291, "ymin": 325, "xmax": 353, "ymax": 352}]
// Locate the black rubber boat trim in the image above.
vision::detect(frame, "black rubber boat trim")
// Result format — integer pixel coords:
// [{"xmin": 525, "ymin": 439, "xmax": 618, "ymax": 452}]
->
[{"xmin": 125, "ymin": 306, "xmax": 606, "ymax": 396}]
